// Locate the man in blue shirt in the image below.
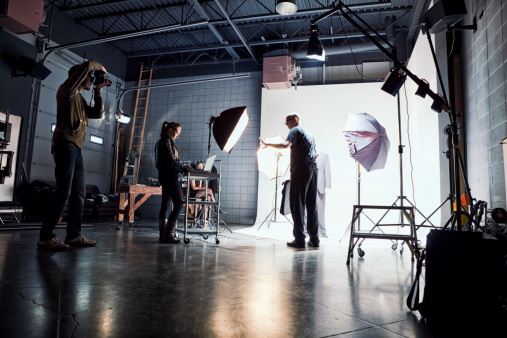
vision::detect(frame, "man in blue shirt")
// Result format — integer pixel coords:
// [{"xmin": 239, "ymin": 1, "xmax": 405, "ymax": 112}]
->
[{"xmin": 260, "ymin": 113, "xmax": 320, "ymax": 248}]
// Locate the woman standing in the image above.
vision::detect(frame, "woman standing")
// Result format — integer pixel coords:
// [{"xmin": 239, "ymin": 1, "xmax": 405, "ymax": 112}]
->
[{"xmin": 155, "ymin": 122, "xmax": 186, "ymax": 243}]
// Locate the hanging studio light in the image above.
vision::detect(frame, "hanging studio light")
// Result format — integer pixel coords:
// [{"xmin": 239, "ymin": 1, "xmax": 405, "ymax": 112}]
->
[
  {"xmin": 276, "ymin": 0, "xmax": 297, "ymax": 15},
  {"xmin": 306, "ymin": 24, "xmax": 325, "ymax": 61},
  {"xmin": 115, "ymin": 110, "xmax": 131, "ymax": 124}
]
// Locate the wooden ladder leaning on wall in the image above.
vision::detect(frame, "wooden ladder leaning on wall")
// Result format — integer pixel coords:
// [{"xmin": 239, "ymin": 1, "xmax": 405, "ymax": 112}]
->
[{"xmin": 125, "ymin": 63, "xmax": 153, "ymax": 184}]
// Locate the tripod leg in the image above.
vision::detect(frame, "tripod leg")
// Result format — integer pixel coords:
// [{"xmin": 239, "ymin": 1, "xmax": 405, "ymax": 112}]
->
[
  {"xmin": 210, "ymin": 207, "xmax": 233, "ymax": 233},
  {"xmin": 279, "ymin": 208, "xmax": 294, "ymax": 225},
  {"xmin": 257, "ymin": 208, "xmax": 276, "ymax": 231},
  {"xmin": 443, "ymin": 212, "xmax": 457, "ymax": 230},
  {"xmin": 403, "ymin": 197, "xmax": 437, "ymax": 229}
]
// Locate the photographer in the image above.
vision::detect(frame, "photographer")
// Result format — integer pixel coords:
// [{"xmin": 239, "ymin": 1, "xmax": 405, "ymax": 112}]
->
[{"xmin": 38, "ymin": 61, "xmax": 109, "ymax": 250}]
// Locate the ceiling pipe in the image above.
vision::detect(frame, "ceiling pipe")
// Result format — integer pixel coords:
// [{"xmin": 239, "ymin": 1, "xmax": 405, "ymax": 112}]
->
[
  {"xmin": 45, "ymin": 20, "xmax": 208, "ymax": 52},
  {"xmin": 116, "ymin": 73, "xmax": 250, "ymax": 111}
]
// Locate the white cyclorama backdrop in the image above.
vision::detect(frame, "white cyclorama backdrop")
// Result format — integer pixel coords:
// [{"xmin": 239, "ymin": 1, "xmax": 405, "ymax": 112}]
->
[{"xmin": 257, "ymin": 61, "xmax": 441, "ymax": 240}]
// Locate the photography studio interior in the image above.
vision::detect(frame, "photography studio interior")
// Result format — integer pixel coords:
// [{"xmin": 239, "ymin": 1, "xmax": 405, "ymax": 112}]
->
[{"xmin": 0, "ymin": 0, "xmax": 506, "ymax": 337}]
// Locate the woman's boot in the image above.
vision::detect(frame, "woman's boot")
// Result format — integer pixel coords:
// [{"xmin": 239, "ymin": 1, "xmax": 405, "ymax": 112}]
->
[
  {"xmin": 159, "ymin": 219, "xmax": 167, "ymax": 242},
  {"xmin": 163, "ymin": 220, "xmax": 181, "ymax": 243}
]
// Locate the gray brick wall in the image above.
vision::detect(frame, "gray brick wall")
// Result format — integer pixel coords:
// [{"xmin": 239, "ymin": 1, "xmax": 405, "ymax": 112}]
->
[
  {"xmin": 122, "ymin": 71, "xmax": 262, "ymax": 224},
  {"xmin": 462, "ymin": 0, "xmax": 507, "ymax": 208}
]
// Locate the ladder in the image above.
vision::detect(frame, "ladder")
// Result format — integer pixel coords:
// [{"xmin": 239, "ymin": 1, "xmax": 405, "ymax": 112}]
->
[
  {"xmin": 120, "ymin": 151, "xmax": 139, "ymax": 186},
  {"xmin": 127, "ymin": 63, "xmax": 153, "ymax": 184}
]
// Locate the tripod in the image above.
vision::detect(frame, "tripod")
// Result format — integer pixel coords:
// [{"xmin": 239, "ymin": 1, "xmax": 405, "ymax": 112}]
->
[
  {"xmin": 422, "ymin": 125, "xmax": 484, "ymax": 231},
  {"xmin": 343, "ymin": 94, "xmax": 435, "ymax": 254},
  {"xmin": 419, "ymin": 23, "xmax": 485, "ymax": 231},
  {"xmin": 257, "ymin": 152, "xmax": 293, "ymax": 230},
  {"xmin": 389, "ymin": 93, "xmax": 436, "ymax": 229}
]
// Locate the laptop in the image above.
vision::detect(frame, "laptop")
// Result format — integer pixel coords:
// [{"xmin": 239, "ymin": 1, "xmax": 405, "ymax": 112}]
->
[{"xmin": 202, "ymin": 154, "xmax": 216, "ymax": 172}]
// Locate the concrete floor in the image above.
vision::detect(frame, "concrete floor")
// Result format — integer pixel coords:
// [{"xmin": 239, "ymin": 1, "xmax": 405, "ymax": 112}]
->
[{"xmin": 0, "ymin": 220, "xmax": 493, "ymax": 337}]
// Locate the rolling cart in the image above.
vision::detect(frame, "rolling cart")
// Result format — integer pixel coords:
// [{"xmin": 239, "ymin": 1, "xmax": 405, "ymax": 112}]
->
[{"xmin": 180, "ymin": 166, "xmax": 221, "ymax": 244}]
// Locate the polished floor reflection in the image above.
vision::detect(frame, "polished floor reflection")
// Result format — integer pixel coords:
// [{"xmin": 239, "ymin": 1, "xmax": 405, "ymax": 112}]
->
[{"xmin": 0, "ymin": 221, "xmax": 477, "ymax": 337}]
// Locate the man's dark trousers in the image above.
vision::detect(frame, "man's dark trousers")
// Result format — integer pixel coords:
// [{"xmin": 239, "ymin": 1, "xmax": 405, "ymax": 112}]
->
[
  {"xmin": 290, "ymin": 161, "xmax": 319, "ymax": 244},
  {"xmin": 40, "ymin": 139, "xmax": 85, "ymax": 241}
]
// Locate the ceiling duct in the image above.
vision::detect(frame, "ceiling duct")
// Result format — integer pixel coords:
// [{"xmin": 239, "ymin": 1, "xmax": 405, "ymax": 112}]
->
[{"xmin": 262, "ymin": 56, "xmax": 299, "ymax": 90}]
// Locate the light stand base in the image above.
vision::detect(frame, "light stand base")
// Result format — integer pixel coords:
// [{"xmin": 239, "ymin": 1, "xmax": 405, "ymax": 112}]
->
[
  {"xmin": 209, "ymin": 207, "xmax": 232, "ymax": 233},
  {"xmin": 257, "ymin": 207, "xmax": 293, "ymax": 231}
]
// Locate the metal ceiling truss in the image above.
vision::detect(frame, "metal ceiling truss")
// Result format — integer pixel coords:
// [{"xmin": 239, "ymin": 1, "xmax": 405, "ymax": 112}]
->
[{"xmin": 53, "ymin": 0, "xmax": 412, "ymax": 66}]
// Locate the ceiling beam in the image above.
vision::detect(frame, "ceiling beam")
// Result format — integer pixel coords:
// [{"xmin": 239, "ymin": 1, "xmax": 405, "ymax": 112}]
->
[
  {"xmin": 189, "ymin": 0, "xmax": 241, "ymax": 62},
  {"xmin": 59, "ymin": 0, "xmax": 213, "ymax": 14},
  {"xmin": 214, "ymin": 0, "xmax": 259, "ymax": 64},
  {"xmin": 126, "ymin": 30, "xmax": 389, "ymax": 58},
  {"xmin": 45, "ymin": 20, "xmax": 208, "ymax": 51},
  {"xmin": 73, "ymin": 2, "xmax": 407, "ymax": 27}
]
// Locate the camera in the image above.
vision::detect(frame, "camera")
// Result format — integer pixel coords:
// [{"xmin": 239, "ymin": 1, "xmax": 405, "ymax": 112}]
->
[{"xmin": 90, "ymin": 69, "xmax": 111, "ymax": 86}]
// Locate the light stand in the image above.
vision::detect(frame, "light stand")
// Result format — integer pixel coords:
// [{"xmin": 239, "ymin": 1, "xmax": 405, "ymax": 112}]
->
[
  {"xmin": 310, "ymin": 1, "xmax": 469, "ymax": 231},
  {"xmin": 206, "ymin": 108, "xmax": 249, "ymax": 233},
  {"xmin": 257, "ymin": 152, "xmax": 293, "ymax": 230},
  {"xmin": 205, "ymin": 117, "xmax": 232, "ymax": 233},
  {"xmin": 418, "ymin": 24, "xmax": 481, "ymax": 231},
  {"xmin": 111, "ymin": 110, "xmax": 131, "ymax": 194},
  {"xmin": 207, "ymin": 116, "xmax": 216, "ymax": 158},
  {"xmin": 386, "ymin": 92, "xmax": 436, "ymax": 231}
]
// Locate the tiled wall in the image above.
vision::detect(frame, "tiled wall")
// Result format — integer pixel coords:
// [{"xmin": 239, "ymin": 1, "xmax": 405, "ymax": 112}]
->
[
  {"xmin": 122, "ymin": 72, "xmax": 263, "ymax": 225},
  {"xmin": 462, "ymin": 0, "xmax": 507, "ymax": 208}
]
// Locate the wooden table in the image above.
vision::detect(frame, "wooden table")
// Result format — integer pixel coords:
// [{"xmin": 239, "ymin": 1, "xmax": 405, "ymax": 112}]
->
[{"xmin": 118, "ymin": 184, "xmax": 162, "ymax": 225}]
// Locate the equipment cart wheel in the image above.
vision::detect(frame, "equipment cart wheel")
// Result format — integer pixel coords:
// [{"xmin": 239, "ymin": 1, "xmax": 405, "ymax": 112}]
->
[
  {"xmin": 203, "ymin": 234, "xmax": 208, "ymax": 240},
  {"xmin": 215, "ymin": 238, "xmax": 220, "ymax": 244},
  {"xmin": 184, "ymin": 238, "xmax": 190, "ymax": 244},
  {"xmin": 357, "ymin": 247, "xmax": 365, "ymax": 257}
]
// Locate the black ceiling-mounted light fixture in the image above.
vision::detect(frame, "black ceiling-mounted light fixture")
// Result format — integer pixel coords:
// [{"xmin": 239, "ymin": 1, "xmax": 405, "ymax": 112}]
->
[
  {"xmin": 306, "ymin": 24, "xmax": 325, "ymax": 61},
  {"xmin": 12, "ymin": 55, "xmax": 52, "ymax": 80},
  {"xmin": 381, "ymin": 68, "xmax": 407, "ymax": 96},
  {"xmin": 207, "ymin": 106, "xmax": 249, "ymax": 157},
  {"xmin": 275, "ymin": 0, "xmax": 297, "ymax": 15},
  {"xmin": 421, "ymin": 0, "xmax": 473, "ymax": 34},
  {"xmin": 415, "ymin": 80, "xmax": 430, "ymax": 98}
]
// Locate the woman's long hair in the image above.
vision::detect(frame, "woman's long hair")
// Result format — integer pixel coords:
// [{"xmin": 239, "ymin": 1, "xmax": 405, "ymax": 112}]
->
[{"xmin": 160, "ymin": 121, "xmax": 181, "ymax": 137}]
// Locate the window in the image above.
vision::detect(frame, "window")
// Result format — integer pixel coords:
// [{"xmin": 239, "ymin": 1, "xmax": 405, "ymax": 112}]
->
[{"xmin": 89, "ymin": 134, "xmax": 104, "ymax": 145}]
